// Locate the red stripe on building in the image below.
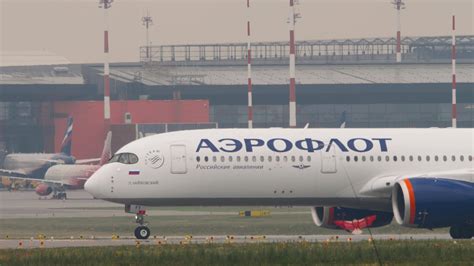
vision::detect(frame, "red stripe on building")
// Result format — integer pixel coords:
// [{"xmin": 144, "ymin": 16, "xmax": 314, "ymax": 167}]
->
[{"xmin": 289, "ymin": 79, "xmax": 296, "ymax": 101}]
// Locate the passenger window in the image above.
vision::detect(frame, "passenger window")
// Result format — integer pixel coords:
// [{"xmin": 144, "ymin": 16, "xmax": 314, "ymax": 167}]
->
[
  {"xmin": 443, "ymin": 155, "xmax": 447, "ymax": 162},
  {"xmin": 452, "ymin": 155, "xmax": 456, "ymax": 162},
  {"xmin": 212, "ymin": 156, "xmax": 217, "ymax": 162},
  {"xmin": 196, "ymin": 156, "xmax": 201, "ymax": 162},
  {"xmin": 426, "ymin": 156, "xmax": 430, "ymax": 162},
  {"xmin": 417, "ymin": 156, "xmax": 422, "ymax": 162},
  {"xmin": 378, "ymin": 156, "xmax": 382, "ymax": 162},
  {"xmin": 469, "ymin": 155, "xmax": 473, "ymax": 162},
  {"xmin": 362, "ymin": 156, "xmax": 366, "ymax": 162},
  {"xmin": 220, "ymin": 156, "xmax": 225, "ymax": 162},
  {"xmin": 276, "ymin": 156, "xmax": 280, "ymax": 162},
  {"xmin": 244, "ymin": 156, "xmax": 249, "ymax": 162},
  {"xmin": 307, "ymin": 156, "xmax": 311, "ymax": 162},
  {"xmin": 354, "ymin": 156, "xmax": 358, "ymax": 162},
  {"xmin": 299, "ymin": 156, "xmax": 304, "ymax": 162},
  {"xmin": 393, "ymin": 156, "xmax": 397, "ymax": 162},
  {"xmin": 409, "ymin": 155, "xmax": 413, "ymax": 162},
  {"xmin": 252, "ymin": 156, "xmax": 257, "ymax": 162},
  {"xmin": 346, "ymin": 156, "xmax": 351, "ymax": 162},
  {"xmin": 260, "ymin": 156, "xmax": 264, "ymax": 162},
  {"xmin": 401, "ymin": 156, "xmax": 405, "ymax": 162},
  {"xmin": 460, "ymin": 155, "xmax": 464, "ymax": 162},
  {"xmin": 237, "ymin": 156, "xmax": 241, "ymax": 162},
  {"xmin": 370, "ymin": 156, "xmax": 374, "ymax": 162},
  {"xmin": 385, "ymin": 156, "xmax": 390, "ymax": 162},
  {"xmin": 434, "ymin": 156, "xmax": 439, "ymax": 162},
  {"xmin": 229, "ymin": 156, "xmax": 233, "ymax": 162},
  {"xmin": 268, "ymin": 156, "xmax": 272, "ymax": 162},
  {"xmin": 291, "ymin": 156, "xmax": 296, "ymax": 162},
  {"xmin": 283, "ymin": 156, "xmax": 288, "ymax": 162}
]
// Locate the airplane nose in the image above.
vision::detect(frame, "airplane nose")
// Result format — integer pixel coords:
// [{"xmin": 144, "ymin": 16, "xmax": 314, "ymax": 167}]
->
[{"xmin": 85, "ymin": 171, "xmax": 102, "ymax": 198}]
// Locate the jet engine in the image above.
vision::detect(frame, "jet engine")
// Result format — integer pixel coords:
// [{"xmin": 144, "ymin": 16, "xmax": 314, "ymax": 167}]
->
[
  {"xmin": 311, "ymin": 206, "xmax": 393, "ymax": 229},
  {"xmin": 392, "ymin": 178, "xmax": 474, "ymax": 229},
  {"xmin": 35, "ymin": 184, "xmax": 53, "ymax": 196}
]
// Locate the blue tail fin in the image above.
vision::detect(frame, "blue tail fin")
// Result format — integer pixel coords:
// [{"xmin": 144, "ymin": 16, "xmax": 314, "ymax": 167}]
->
[{"xmin": 60, "ymin": 117, "xmax": 73, "ymax": 156}]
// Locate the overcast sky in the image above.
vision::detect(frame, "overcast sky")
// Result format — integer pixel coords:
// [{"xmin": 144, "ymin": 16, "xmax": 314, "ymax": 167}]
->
[{"xmin": 1, "ymin": 0, "xmax": 472, "ymax": 63}]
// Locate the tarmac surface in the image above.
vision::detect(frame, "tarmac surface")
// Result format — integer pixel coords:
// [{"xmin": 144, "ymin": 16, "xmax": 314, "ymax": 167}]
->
[
  {"xmin": 0, "ymin": 190, "xmax": 240, "ymax": 218},
  {"xmin": 0, "ymin": 190, "xmax": 460, "ymax": 249},
  {"xmin": 0, "ymin": 234, "xmax": 454, "ymax": 249}
]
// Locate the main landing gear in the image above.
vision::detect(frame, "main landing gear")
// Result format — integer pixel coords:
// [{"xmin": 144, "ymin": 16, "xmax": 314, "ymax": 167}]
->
[
  {"xmin": 450, "ymin": 224, "xmax": 473, "ymax": 239},
  {"xmin": 126, "ymin": 205, "xmax": 151, "ymax": 239},
  {"xmin": 52, "ymin": 187, "xmax": 67, "ymax": 200}
]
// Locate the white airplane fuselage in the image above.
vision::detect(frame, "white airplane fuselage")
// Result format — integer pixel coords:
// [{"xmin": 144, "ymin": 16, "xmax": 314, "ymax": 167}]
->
[
  {"xmin": 85, "ymin": 128, "xmax": 473, "ymax": 212},
  {"xmin": 44, "ymin": 164, "xmax": 99, "ymax": 189}
]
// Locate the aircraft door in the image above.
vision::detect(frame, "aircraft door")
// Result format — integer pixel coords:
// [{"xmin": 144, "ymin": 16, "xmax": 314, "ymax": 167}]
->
[
  {"xmin": 170, "ymin": 145, "xmax": 187, "ymax": 174},
  {"xmin": 320, "ymin": 147, "xmax": 337, "ymax": 174}
]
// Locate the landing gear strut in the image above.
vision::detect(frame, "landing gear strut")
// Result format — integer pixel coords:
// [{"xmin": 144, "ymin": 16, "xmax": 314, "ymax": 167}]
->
[
  {"xmin": 450, "ymin": 224, "xmax": 473, "ymax": 239},
  {"xmin": 126, "ymin": 205, "xmax": 151, "ymax": 239},
  {"xmin": 52, "ymin": 187, "xmax": 67, "ymax": 200}
]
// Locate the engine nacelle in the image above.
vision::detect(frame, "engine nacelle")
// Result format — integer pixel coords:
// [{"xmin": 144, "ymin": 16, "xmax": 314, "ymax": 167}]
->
[
  {"xmin": 311, "ymin": 206, "xmax": 393, "ymax": 229},
  {"xmin": 392, "ymin": 178, "xmax": 474, "ymax": 229},
  {"xmin": 35, "ymin": 184, "xmax": 53, "ymax": 196}
]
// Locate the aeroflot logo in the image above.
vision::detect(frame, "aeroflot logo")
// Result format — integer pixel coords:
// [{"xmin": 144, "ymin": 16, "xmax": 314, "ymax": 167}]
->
[{"xmin": 196, "ymin": 138, "xmax": 392, "ymax": 153}]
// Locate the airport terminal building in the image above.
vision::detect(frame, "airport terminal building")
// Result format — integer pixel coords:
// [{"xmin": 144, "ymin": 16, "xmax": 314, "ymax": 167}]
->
[{"xmin": 1, "ymin": 35, "xmax": 473, "ymax": 157}]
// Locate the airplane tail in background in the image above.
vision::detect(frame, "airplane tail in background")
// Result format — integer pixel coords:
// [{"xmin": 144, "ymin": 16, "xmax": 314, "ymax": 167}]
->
[
  {"xmin": 99, "ymin": 131, "xmax": 112, "ymax": 166},
  {"xmin": 60, "ymin": 117, "xmax": 73, "ymax": 156}
]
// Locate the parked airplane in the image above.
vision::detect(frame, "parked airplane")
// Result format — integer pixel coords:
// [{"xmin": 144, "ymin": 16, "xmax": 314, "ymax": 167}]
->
[
  {"xmin": 33, "ymin": 132, "xmax": 112, "ymax": 199},
  {"xmin": 0, "ymin": 117, "xmax": 98, "ymax": 180},
  {"xmin": 85, "ymin": 128, "xmax": 474, "ymax": 240}
]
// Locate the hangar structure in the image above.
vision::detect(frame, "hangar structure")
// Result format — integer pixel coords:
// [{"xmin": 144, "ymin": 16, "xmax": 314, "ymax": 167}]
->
[{"xmin": 0, "ymin": 35, "xmax": 473, "ymax": 157}]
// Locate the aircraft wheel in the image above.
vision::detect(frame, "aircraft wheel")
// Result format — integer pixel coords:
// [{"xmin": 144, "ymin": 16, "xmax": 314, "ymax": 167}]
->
[{"xmin": 134, "ymin": 226, "xmax": 150, "ymax": 239}]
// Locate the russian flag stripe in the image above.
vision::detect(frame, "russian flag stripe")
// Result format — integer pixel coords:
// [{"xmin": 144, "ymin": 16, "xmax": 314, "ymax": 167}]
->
[{"xmin": 129, "ymin": 170, "xmax": 140, "ymax": 175}]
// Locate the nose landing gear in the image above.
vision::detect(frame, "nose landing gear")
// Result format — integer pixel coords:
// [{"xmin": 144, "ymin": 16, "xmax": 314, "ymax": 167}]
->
[
  {"xmin": 134, "ymin": 210, "xmax": 151, "ymax": 239},
  {"xmin": 126, "ymin": 205, "xmax": 151, "ymax": 239}
]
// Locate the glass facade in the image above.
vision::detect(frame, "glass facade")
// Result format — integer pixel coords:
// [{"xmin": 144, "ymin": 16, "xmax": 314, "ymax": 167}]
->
[{"xmin": 211, "ymin": 103, "xmax": 474, "ymax": 128}]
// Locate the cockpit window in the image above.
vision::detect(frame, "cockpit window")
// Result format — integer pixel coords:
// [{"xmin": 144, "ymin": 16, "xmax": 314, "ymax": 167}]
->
[
  {"xmin": 109, "ymin": 154, "xmax": 121, "ymax": 163},
  {"xmin": 108, "ymin": 153, "xmax": 139, "ymax": 164}
]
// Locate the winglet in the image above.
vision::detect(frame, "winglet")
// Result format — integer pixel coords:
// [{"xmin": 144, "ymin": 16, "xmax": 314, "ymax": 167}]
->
[
  {"xmin": 99, "ymin": 131, "xmax": 112, "ymax": 166},
  {"xmin": 60, "ymin": 117, "xmax": 73, "ymax": 156}
]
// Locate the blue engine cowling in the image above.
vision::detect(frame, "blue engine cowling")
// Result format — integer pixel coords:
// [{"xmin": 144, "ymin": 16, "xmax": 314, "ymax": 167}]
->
[
  {"xmin": 311, "ymin": 206, "xmax": 393, "ymax": 229},
  {"xmin": 392, "ymin": 178, "xmax": 474, "ymax": 229}
]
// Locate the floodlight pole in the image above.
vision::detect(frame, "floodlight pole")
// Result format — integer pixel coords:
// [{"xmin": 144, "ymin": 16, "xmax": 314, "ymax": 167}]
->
[
  {"xmin": 99, "ymin": 0, "xmax": 113, "ymax": 134},
  {"xmin": 392, "ymin": 0, "xmax": 405, "ymax": 63},
  {"xmin": 452, "ymin": 15, "xmax": 457, "ymax": 128},
  {"xmin": 246, "ymin": 0, "xmax": 253, "ymax": 128},
  {"xmin": 142, "ymin": 11, "xmax": 153, "ymax": 62},
  {"xmin": 288, "ymin": 0, "xmax": 299, "ymax": 128}
]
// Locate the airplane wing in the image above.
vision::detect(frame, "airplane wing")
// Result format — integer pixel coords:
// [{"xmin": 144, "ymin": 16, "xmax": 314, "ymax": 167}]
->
[
  {"xmin": 6, "ymin": 176, "xmax": 68, "ymax": 186},
  {"xmin": 0, "ymin": 169, "xmax": 29, "ymax": 178},
  {"xmin": 38, "ymin": 159, "xmax": 66, "ymax": 164},
  {"xmin": 359, "ymin": 168, "xmax": 473, "ymax": 197},
  {"xmin": 75, "ymin": 158, "xmax": 100, "ymax": 165}
]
